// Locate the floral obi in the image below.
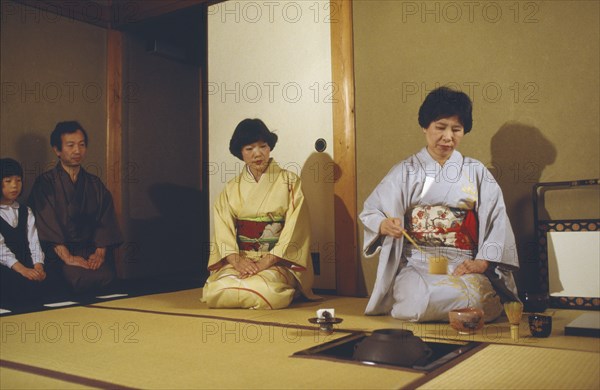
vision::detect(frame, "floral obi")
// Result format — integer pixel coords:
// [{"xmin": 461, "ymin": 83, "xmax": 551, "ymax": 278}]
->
[
  {"xmin": 405, "ymin": 205, "xmax": 478, "ymax": 251},
  {"xmin": 236, "ymin": 215, "xmax": 285, "ymax": 252}
]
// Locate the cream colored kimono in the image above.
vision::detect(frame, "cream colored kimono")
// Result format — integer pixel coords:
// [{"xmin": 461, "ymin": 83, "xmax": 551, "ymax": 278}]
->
[{"xmin": 202, "ymin": 159, "xmax": 318, "ymax": 309}]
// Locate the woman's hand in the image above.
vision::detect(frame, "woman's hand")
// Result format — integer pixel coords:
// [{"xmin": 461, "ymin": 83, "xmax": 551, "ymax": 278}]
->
[
  {"xmin": 379, "ymin": 217, "xmax": 405, "ymax": 239},
  {"xmin": 226, "ymin": 254, "xmax": 259, "ymax": 278},
  {"xmin": 255, "ymin": 254, "xmax": 279, "ymax": 274},
  {"xmin": 453, "ymin": 259, "xmax": 489, "ymax": 276}
]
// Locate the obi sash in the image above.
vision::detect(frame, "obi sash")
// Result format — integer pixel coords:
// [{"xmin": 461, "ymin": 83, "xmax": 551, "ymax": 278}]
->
[
  {"xmin": 405, "ymin": 205, "xmax": 478, "ymax": 250},
  {"xmin": 236, "ymin": 215, "xmax": 285, "ymax": 252}
]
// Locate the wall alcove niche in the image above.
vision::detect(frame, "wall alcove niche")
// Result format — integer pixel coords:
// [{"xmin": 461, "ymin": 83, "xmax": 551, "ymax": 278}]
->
[{"xmin": 117, "ymin": 5, "xmax": 209, "ymax": 282}]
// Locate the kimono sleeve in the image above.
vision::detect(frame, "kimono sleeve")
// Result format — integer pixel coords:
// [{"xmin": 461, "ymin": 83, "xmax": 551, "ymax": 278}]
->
[
  {"xmin": 359, "ymin": 163, "xmax": 407, "ymax": 258},
  {"xmin": 270, "ymin": 171, "xmax": 311, "ymax": 269},
  {"xmin": 360, "ymin": 188, "xmax": 388, "ymax": 257},
  {"xmin": 474, "ymin": 166, "xmax": 519, "ymax": 270},
  {"xmin": 92, "ymin": 181, "xmax": 123, "ymax": 248},
  {"xmin": 207, "ymin": 184, "xmax": 240, "ymax": 270},
  {"xmin": 28, "ymin": 174, "xmax": 65, "ymax": 245}
]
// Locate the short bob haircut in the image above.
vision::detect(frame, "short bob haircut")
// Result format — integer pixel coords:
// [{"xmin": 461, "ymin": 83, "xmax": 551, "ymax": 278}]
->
[
  {"xmin": 0, "ymin": 158, "xmax": 23, "ymax": 181},
  {"xmin": 229, "ymin": 118, "xmax": 278, "ymax": 160},
  {"xmin": 418, "ymin": 87, "xmax": 473, "ymax": 134},
  {"xmin": 50, "ymin": 121, "xmax": 89, "ymax": 151}
]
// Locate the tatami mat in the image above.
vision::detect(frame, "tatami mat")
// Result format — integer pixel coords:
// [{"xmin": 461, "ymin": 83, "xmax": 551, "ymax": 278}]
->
[
  {"xmin": 89, "ymin": 288, "xmax": 600, "ymax": 353},
  {"xmin": 1, "ymin": 288, "xmax": 599, "ymax": 389},
  {"xmin": 1, "ymin": 305, "xmax": 421, "ymax": 389},
  {"xmin": 417, "ymin": 344, "xmax": 600, "ymax": 389}
]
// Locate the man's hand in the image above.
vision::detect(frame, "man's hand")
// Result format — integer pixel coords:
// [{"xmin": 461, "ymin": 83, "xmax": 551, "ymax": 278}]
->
[
  {"xmin": 453, "ymin": 259, "xmax": 489, "ymax": 276},
  {"xmin": 88, "ymin": 248, "xmax": 106, "ymax": 270},
  {"xmin": 379, "ymin": 217, "xmax": 404, "ymax": 239},
  {"xmin": 66, "ymin": 256, "xmax": 90, "ymax": 269},
  {"xmin": 54, "ymin": 245, "xmax": 90, "ymax": 269}
]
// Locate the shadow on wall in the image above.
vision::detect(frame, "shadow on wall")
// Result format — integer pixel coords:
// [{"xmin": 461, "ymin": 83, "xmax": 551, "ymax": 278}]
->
[
  {"xmin": 490, "ymin": 121, "xmax": 557, "ymax": 294},
  {"xmin": 333, "ymin": 160, "xmax": 368, "ymax": 297},
  {"xmin": 300, "ymin": 152, "xmax": 336, "ymax": 289},
  {"xmin": 123, "ymin": 183, "xmax": 207, "ymax": 281},
  {"xmin": 15, "ymin": 133, "xmax": 54, "ymax": 199},
  {"xmin": 300, "ymin": 151, "xmax": 366, "ymax": 295}
]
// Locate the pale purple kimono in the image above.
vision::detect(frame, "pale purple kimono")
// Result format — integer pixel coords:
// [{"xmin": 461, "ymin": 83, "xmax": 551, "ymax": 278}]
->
[{"xmin": 360, "ymin": 148, "xmax": 519, "ymax": 321}]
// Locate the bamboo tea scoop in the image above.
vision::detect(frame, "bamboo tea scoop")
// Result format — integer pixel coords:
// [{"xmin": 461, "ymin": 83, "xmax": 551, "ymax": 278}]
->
[{"xmin": 385, "ymin": 213, "xmax": 447, "ymax": 275}]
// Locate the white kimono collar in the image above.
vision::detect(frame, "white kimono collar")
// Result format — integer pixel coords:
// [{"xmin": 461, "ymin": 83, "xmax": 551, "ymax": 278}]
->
[{"xmin": 0, "ymin": 201, "xmax": 20, "ymax": 210}]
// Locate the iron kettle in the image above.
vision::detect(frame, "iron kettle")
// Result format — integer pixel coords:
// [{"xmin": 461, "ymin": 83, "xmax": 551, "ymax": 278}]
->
[{"xmin": 353, "ymin": 329, "xmax": 433, "ymax": 367}]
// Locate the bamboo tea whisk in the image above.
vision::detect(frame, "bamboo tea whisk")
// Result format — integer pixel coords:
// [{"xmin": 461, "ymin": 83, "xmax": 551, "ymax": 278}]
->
[{"xmin": 504, "ymin": 301, "xmax": 524, "ymax": 341}]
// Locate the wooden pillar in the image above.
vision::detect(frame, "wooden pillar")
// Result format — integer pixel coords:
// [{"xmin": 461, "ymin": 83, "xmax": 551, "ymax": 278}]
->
[
  {"xmin": 106, "ymin": 28, "xmax": 123, "ymax": 218},
  {"xmin": 331, "ymin": 0, "xmax": 359, "ymax": 296}
]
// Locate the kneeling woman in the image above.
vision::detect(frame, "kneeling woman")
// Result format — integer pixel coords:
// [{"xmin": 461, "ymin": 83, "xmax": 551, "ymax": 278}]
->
[
  {"xmin": 202, "ymin": 119, "xmax": 318, "ymax": 309},
  {"xmin": 360, "ymin": 87, "xmax": 519, "ymax": 322}
]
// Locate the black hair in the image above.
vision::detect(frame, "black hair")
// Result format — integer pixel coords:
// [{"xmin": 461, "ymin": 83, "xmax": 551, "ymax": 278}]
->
[
  {"xmin": 229, "ymin": 119, "xmax": 278, "ymax": 160},
  {"xmin": 0, "ymin": 158, "xmax": 23, "ymax": 181},
  {"xmin": 418, "ymin": 87, "xmax": 473, "ymax": 133},
  {"xmin": 50, "ymin": 121, "xmax": 89, "ymax": 151}
]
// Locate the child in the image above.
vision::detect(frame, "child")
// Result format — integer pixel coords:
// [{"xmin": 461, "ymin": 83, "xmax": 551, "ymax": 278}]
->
[{"xmin": 0, "ymin": 158, "xmax": 47, "ymax": 307}]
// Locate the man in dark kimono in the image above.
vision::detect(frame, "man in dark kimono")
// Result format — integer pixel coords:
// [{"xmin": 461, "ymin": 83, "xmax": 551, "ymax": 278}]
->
[{"xmin": 29, "ymin": 121, "xmax": 122, "ymax": 294}]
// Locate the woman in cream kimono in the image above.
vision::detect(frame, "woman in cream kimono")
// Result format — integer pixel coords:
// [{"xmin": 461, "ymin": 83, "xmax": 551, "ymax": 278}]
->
[
  {"xmin": 202, "ymin": 119, "xmax": 318, "ymax": 309},
  {"xmin": 360, "ymin": 87, "xmax": 519, "ymax": 322}
]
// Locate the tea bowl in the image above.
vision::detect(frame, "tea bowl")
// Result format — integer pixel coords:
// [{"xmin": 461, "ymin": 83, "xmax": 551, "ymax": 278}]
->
[
  {"xmin": 528, "ymin": 314, "xmax": 552, "ymax": 338},
  {"xmin": 449, "ymin": 307, "xmax": 484, "ymax": 334}
]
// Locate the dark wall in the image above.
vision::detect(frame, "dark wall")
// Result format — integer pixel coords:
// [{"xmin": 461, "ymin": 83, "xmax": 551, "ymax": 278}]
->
[
  {"xmin": 120, "ymin": 11, "xmax": 207, "ymax": 280},
  {"xmin": 1, "ymin": 1, "xmax": 107, "ymax": 197},
  {"xmin": 1, "ymin": 1, "xmax": 208, "ymax": 282}
]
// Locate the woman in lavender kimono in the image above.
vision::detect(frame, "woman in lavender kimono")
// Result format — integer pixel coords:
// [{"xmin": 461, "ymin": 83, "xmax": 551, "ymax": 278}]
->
[{"xmin": 360, "ymin": 87, "xmax": 519, "ymax": 322}]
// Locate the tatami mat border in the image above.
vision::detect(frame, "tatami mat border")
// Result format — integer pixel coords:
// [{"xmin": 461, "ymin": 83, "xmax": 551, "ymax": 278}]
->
[
  {"xmin": 86, "ymin": 304, "xmax": 359, "ymax": 334},
  {"xmin": 400, "ymin": 342, "xmax": 489, "ymax": 389},
  {"xmin": 0, "ymin": 359, "xmax": 139, "ymax": 390},
  {"xmin": 86, "ymin": 304, "xmax": 598, "ymax": 353},
  {"xmin": 290, "ymin": 332, "xmax": 491, "ymax": 389}
]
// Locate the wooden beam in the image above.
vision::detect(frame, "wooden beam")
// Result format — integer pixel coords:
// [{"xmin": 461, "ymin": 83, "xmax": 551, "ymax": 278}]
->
[
  {"xmin": 12, "ymin": 0, "xmax": 112, "ymax": 28},
  {"xmin": 331, "ymin": 0, "xmax": 359, "ymax": 296},
  {"xmin": 11, "ymin": 0, "xmax": 220, "ymax": 29},
  {"xmin": 111, "ymin": 0, "xmax": 204, "ymax": 26},
  {"xmin": 106, "ymin": 28, "xmax": 123, "ymax": 218}
]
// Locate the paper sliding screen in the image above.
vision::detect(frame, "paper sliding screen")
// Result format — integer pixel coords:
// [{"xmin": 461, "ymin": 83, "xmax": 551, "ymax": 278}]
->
[{"xmin": 547, "ymin": 231, "xmax": 600, "ymax": 298}]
